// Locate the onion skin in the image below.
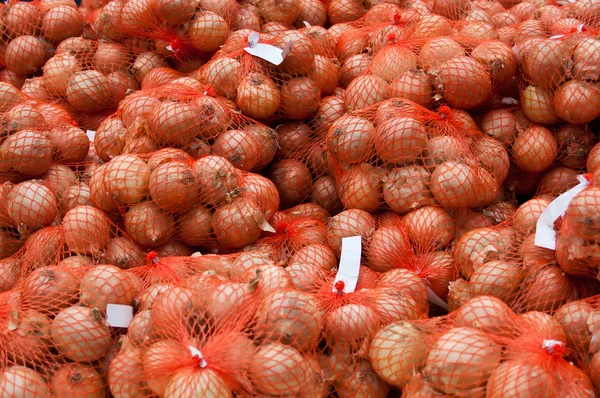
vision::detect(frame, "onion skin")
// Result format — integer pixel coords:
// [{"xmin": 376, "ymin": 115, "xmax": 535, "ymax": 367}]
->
[
  {"xmin": 0, "ymin": 367, "xmax": 49, "ymax": 397},
  {"xmin": 425, "ymin": 327, "xmax": 501, "ymax": 395},
  {"xmin": 51, "ymin": 306, "xmax": 111, "ymax": 362},
  {"xmin": 434, "ymin": 56, "xmax": 492, "ymax": 109},
  {"xmin": 50, "ymin": 363, "xmax": 104, "ymax": 398}
]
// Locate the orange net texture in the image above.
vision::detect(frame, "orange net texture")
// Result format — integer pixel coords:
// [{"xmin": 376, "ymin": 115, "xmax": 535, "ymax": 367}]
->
[{"xmin": 0, "ymin": 0, "xmax": 597, "ymax": 396}]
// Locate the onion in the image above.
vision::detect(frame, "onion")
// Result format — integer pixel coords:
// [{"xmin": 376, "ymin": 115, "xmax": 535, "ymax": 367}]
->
[
  {"xmin": 389, "ymin": 70, "xmax": 433, "ymax": 108},
  {"xmin": 4, "ymin": 36, "xmax": 48, "ymax": 75},
  {"xmin": 434, "ymin": 56, "xmax": 493, "ymax": 109},
  {"xmin": 21, "ymin": 226, "xmax": 63, "ymax": 269},
  {"xmin": 403, "ymin": 206, "xmax": 455, "ymax": 251},
  {"xmin": 553, "ymin": 81, "xmax": 600, "ymax": 125},
  {"xmin": 471, "ymin": 41, "xmax": 517, "ymax": 85},
  {"xmin": 344, "ymin": 74, "xmax": 388, "ymax": 112},
  {"xmin": 523, "ymin": 39, "xmax": 571, "ymax": 89},
  {"xmin": 555, "ymin": 301, "xmax": 593, "ymax": 352},
  {"xmin": 311, "ymin": 176, "xmax": 342, "ymax": 215},
  {"xmin": 279, "ymin": 77, "xmax": 320, "ymax": 120},
  {"xmin": 557, "ymin": 125, "xmax": 595, "ymax": 169},
  {"xmin": 513, "ymin": 197, "xmax": 552, "ymax": 235},
  {"xmin": 486, "ymin": 360, "xmax": 553, "ymax": 397},
  {"xmin": 255, "ymin": 290, "xmax": 323, "ymax": 351},
  {"xmin": 0, "ymin": 130, "xmax": 53, "ymax": 176},
  {"xmin": 335, "ymin": 359, "xmax": 390, "ymax": 398},
  {"xmin": 325, "ymin": 303, "xmax": 379, "ymax": 350},
  {"xmin": 132, "ymin": 52, "xmax": 169, "ymax": 84},
  {"xmin": 164, "ymin": 368, "xmax": 233, "ymax": 398},
  {"xmin": 108, "ymin": 338, "xmax": 146, "ymax": 397},
  {"xmin": 512, "ymin": 126, "xmax": 558, "ymax": 173},
  {"xmin": 250, "ymin": 343, "xmax": 307, "ymax": 396},
  {"xmin": 236, "ymin": 73, "xmax": 281, "ymax": 119},
  {"xmin": 7, "ymin": 180, "xmax": 58, "ymax": 230},
  {"xmin": 125, "ymin": 201, "xmax": 175, "ymax": 247},
  {"xmin": 565, "ymin": 188, "xmax": 600, "ymax": 240},
  {"xmin": 374, "ymin": 116, "xmax": 428, "ymax": 164},
  {"xmin": 310, "ymin": 55, "xmax": 339, "ymax": 96},
  {"xmin": 573, "ymin": 37, "xmax": 600, "ymax": 80},
  {"xmin": 473, "ymin": 136, "xmax": 510, "ymax": 182},
  {"xmin": 0, "ymin": 367, "xmax": 49, "ymax": 397},
  {"xmin": 268, "ymin": 159, "xmax": 313, "ymax": 208},
  {"xmin": 66, "ymin": 70, "xmax": 112, "ymax": 112},
  {"xmin": 287, "ymin": 243, "xmax": 337, "ymax": 291},
  {"xmin": 200, "ymin": 57, "xmax": 241, "ymax": 99},
  {"xmin": 50, "ymin": 363, "xmax": 104, "ymax": 397},
  {"xmin": 57, "ymin": 255, "xmax": 93, "ymax": 269},
  {"xmin": 102, "ymin": 154, "xmax": 150, "ymax": 205},
  {"xmin": 517, "ymin": 265, "xmax": 574, "ymax": 313},
  {"xmin": 430, "ymin": 161, "xmax": 483, "ymax": 209},
  {"xmin": 327, "ymin": 0, "xmax": 366, "ymax": 24},
  {"xmin": 62, "ymin": 205, "xmax": 112, "ymax": 254},
  {"xmin": 41, "ymin": 5, "xmax": 83, "ymax": 44},
  {"xmin": 420, "ymin": 38, "xmax": 465, "ymax": 71},
  {"xmin": 412, "ymin": 14, "xmax": 455, "ymax": 39},
  {"xmin": 520, "ymin": 85, "xmax": 561, "ymax": 125},
  {"xmin": 480, "ymin": 109, "xmax": 517, "ymax": 146},
  {"xmin": 177, "ymin": 204, "xmax": 214, "ymax": 247},
  {"xmin": 468, "ymin": 260, "xmax": 522, "ymax": 301},
  {"xmin": 425, "ymin": 326, "xmax": 501, "ymax": 395},
  {"xmin": 147, "ymin": 101, "xmax": 203, "ymax": 145},
  {"xmin": 156, "ymin": 241, "xmax": 193, "ymax": 257},
  {"xmin": 21, "ymin": 266, "xmax": 80, "ymax": 315},
  {"xmin": 326, "ymin": 115, "xmax": 375, "ymax": 165},
  {"xmin": 80, "ymin": 264, "xmax": 135, "ymax": 312},
  {"xmin": 339, "ymin": 54, "xmax": 370, "ymax": 88},
  {"xmin": 327, "ymin": 209, "xmax": 375, "ymax": 257},
  {"xmin": 3, "ymin": 3, "xmax": 41, "ymax": 37},
  {"xmin": 338, "ymin": 163, "xmax": 383, "ymax": 212},
  {"xmin": 92, "ymin": 42, "xmax": 130, "ymax": 75},
  {"xmin": 366, "ymin": 224, "xmax": 411, "ymax": 273},
  {"xmin": 0, "ymin": 69, "xmax": 25, "ymax": 88},
  {"xmin": 369, "ymin": 322, "xmax": 426, "ymax": 388},
  {"xmin": 455, "ymin": 227, "xmax": 513, "ymax": 278},
  {"xmin": 520, "ymin": 311, "xmax": 566, "ymax": 342},
  {"xmin": 212, "ymin": 196, "xmax": 264, "ymax": 248},
  {"xmin": 148, "ymin": 160, "xmax": 196, "ymax": 212},
  {"xmin": 3, "ymin": 103, "xmax": 44, "ymax": 133},
  {"xmin": 193, "ymin": 156, "xmax": 240, "ymax": 207},
  {"xmin": 47, "ymin": 125, "xmax": 90, "ymax": 163},
  {"xmin": 51, "ymin": 306, "xmax": 111, "ymax": 362},
  {"xmin": 21, "ymin": 77, "xmax": 49, "ymax": 101},
  {"xmin": 188, "ymin": 11, "xmax": 230, "ymax": 52}
]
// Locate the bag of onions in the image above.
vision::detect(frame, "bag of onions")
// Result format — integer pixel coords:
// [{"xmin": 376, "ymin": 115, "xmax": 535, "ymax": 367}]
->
[
  {"xmin": 334, "ymin": 8, "xmax": 517, "ymax": 112},
  {"xmin": 267, "ymin": 117, "xmax": 342, "ymax": 209},
  {"xmin": 0, "ymin": 0, "xmax": 85, "ymax": 86},
  {"xmin": 514, "ymin": 22, "xmax": 600, "ymax": 126},
  {"xmin": 87, "ymin": 149, "xmax": 278, "ymax": 251},
  {"xmin": 325, "ymin": 98, "xmax": 510, "ymax": 214},
  {"xmin": 38, "ymin": 36, "xmax": 154, "ymax": 130},
  {"xmin": 0, "ymin": 287, "xmax": 117, "ymax": 397},
  {"xmin": 243, "ymin": 203, "xmax": 331, "ymax": 264},
  {"xmin": 368, "ymin": 295, "xmax": 596, "ymax": 397},
  {"xmin": 94, "ymin": 82, "xmax": 278, "ymax": 174},
  {"xmin": 194, "ymin": 25, "xmax": 338, "ymax": 122},
  {"xmin": 93, "ymin": 0, "xmax": 234, "ymax": 72}
]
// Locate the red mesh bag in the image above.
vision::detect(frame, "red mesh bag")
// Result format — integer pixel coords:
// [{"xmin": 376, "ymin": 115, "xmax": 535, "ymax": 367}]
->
[
  {"xmin": 86, "ymin": 149, "xmax": 279, "ymax": 251},
  {"xmin": 95, "ymin": 83, "xmax": 278, "ymax": 174},
  {"xmin": 325, "ymin": 98, "xmax": 510, "ymax": 214},
  {"xmin": 194, "ymin": 26, "xmax": 338, "ymax": 122},
  {"xmin": 333, "ymin": 8, "xmax": 518, "ymax": 111},
  {"xmin": 0, "ymin": 287, "xmax": 115, "ymax": 397},
  {"xmin": 514, "ymin": 22, "xmax": 600, "ymax": 127},
  {"xmin": 0, "ymin": 1, "xmax": 85, "ymax": 79},
  {"xmin": 368, "ymin": 295, "xmax": 597, "ymax": 396},
  {"xmin": 36, "ymin": 37, "xmax": 152, "ymax": 130}
]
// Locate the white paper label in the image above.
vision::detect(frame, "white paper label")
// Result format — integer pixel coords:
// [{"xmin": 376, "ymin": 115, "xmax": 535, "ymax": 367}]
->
[
  {"xmin": 501, "ymin": 97, "xmax": 518, "ymax": 105},
  {"xmin": 191, "ymin": 251, "xmax": 202, "ymax": 257},
  {"xmin": 535, "ymin": 175, "xmax": 589, "ymax": 250},
  {"xmin": 106, "ymin": 304, "xmax": 133, "ymax": 328},
  {"xmin": 244, "ymin": 32, "xmax": 292, "ymax": 66},
  {"xmin": 188, "ymin": 346, "xmax": 207, "ymax": 368},
  {"xmin": 86, "ymin": 130, "xmax": 95, "ymax": 142},
  {"xmin": 426, "ymin": 286, "xmax": 449, "ymax": 310},
  {"xmin": 332, "ymin": 236, "xmax": 362, "ymax": 293}
]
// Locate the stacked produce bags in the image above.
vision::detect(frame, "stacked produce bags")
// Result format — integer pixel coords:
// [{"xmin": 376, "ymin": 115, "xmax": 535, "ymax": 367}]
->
[{"xmin": 0, "ymin": 0, "xmax": 599, "ymax": 395}]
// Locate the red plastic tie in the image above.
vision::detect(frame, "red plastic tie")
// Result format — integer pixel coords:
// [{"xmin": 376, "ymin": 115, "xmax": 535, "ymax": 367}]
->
[
  {"xmin": 146, "ymin": 251, "xmax": 160, "ymax": 264},
  {"xmin": 334, "ymin": 280, "xmax": 345, "ymax": 293}
]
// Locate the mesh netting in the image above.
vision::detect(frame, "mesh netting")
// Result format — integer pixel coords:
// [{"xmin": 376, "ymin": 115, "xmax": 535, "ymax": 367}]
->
[{"xmin": 368, "ymin": 296, "xmax": 596, "ymax": 396}]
